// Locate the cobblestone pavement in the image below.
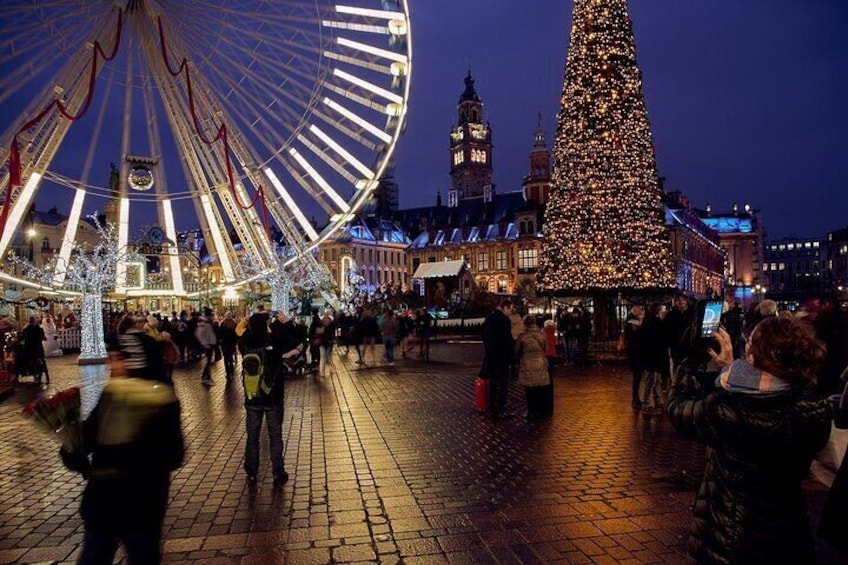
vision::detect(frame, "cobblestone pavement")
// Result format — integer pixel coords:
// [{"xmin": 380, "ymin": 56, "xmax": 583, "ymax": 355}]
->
[{"xmin": 0, "ymin": 343, "xmax": 842, "ymax": 564}]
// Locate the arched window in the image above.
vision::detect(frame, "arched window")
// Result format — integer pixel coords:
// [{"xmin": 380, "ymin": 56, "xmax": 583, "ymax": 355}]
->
[
  {"xmin": 41, "ymin": 237, "xmax": 50, "ymax": 251},
  {"xmin": 527, "ymin": 221, "xmax": 535, "ymax": 234}
]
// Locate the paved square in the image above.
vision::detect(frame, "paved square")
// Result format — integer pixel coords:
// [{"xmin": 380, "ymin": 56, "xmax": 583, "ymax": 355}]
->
[{"xmin": 0, "ymin": 343, "xmax": 839, "ymax": 564}]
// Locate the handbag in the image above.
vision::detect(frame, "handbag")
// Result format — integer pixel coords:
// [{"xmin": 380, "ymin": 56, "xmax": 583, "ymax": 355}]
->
[{"xmin": 474, "ymin": 377, "xmax": 489, "ymax": 412}]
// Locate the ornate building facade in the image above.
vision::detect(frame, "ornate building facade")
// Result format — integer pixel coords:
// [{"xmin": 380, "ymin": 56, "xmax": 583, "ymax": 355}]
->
[
  {"xmin": 448, "ymin": 71, "xmax": 493, "ymax": 206},
  {"xmin": 665, "ymin": 192, "xmax": 725, "ymax": 298},
  {"xmin": 5, "ymin": 205, "xmax": 101, "ymax": 271},
  {"xmin": 318, "ymin": 217, "xmax": 411, "ymax": 295},
  {"xmin": 391, "ymin": 73, "xmax": 547, "ymax": 299},
  {"xmin": 695, "ymin": 203, "xmax": 765, "ymax": 305}
]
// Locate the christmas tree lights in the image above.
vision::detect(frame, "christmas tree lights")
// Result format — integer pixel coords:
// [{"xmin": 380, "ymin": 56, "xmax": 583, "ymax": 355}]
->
[
  {"xmin": 11, "ymin": 216, "xmax": 141, "ymax": 362},
  {"xmin": 539, "ymin": 0, "xmax": 675, "ymax": 293}
]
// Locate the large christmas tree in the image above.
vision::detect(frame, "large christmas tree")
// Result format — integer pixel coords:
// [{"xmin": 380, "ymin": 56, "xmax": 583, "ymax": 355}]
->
[{"xmin": 539, "ymin": 0, "xmax": 675, "ymax": 293}]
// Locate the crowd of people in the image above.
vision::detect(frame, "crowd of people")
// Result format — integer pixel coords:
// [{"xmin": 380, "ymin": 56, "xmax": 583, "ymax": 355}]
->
[
  {"xmin": 620, "ymin": 292, "xmax": 848, "ymax": 418},
  {"xmin": 17, "ymin": 289, "xmax": 848, "ymax": 563}
]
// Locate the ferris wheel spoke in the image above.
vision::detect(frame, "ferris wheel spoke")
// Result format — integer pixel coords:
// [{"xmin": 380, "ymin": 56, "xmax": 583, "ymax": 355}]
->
[
  {"xmin": 174, "ymin": 19, "xmax": 323, "ymax": 97},
  {"xmin": 288, "ymin": 147, "xmax": 350, "ymax": 213},
  {"xmin": 183, "ymin": 40, "xmax": 317, "ymax": 132},
  {"xmin": 262, "ymin": 167, "xmax": 320, "ymax": 242},
  {"xmin": 295, "ymin": 133, "xmax": 360, "ymax": 186},
  {"xmin": 156, "ymin": 21, "xmax": 319, "ymax": 135},
  {"xmin": 0, "ymin": 13, "xmax": 103, "ymax": 104},
  {"xmin": 185, "ymin": 53, "xmax": 307, "ymax": 139},
  {"xmin": 273, "ymin": 153, "xmax": 338, "ymax": 216},
  {"xmin": 321, "ymin": 97, "xmax": 392, "ymax": 144}
]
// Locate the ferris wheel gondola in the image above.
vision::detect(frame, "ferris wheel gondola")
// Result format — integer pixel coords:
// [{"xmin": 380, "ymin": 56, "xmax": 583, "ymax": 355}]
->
[{"xmin": 0, "ymin": 0, "xmax": 411, "ymax": 296}]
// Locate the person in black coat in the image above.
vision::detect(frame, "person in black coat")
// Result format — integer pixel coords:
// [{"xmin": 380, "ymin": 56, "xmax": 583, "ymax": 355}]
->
[
  {"xmin": 639, "ymin": 302, "xmax": 668, "ymax": 413},
  {"xmin": 61, "ymin": 374, "xmax": 184, "ymax": 564},
  {"xmin": 668, "ymin": 317, "xmax": 831, "ymax": 564},
  {"xmin": 664, "ymin": 293, "xmax": 694, "ymax": 374},
  {"xmin": 238, "ymin": 310, "xmax": 294, "ymax": 486},
  {"xmin": 217, "ymin": 313, "xmax": 239, "ymax": 379},
  {"xmin": 118, "ymin": 315, "xmax": 168, "ymax": 384},
  {"xmin": 307, "ymin": 308, "xmax": 322, "ymax": 370},
  {"xmin": 18, "ymin": 316, "xmax": 47, "ymax": 380},
  {"xmin": 482, "ymin": 300, "xmax": 516, "ymax": 419},
  {"xmin": 623, "ymin": 307, "xmax": 645, "ymax": 409}
]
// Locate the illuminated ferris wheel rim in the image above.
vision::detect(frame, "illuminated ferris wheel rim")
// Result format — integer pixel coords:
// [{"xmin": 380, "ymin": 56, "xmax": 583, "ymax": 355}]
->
[{"xmin": 0, "ymin": 0, "xmax": 412, "ymax": 289}]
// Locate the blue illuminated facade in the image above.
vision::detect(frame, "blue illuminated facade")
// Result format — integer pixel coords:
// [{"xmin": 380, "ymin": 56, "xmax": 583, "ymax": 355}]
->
[{"xmin": 694, "ymin": 204, "xmax": 765, "ymax": 306}]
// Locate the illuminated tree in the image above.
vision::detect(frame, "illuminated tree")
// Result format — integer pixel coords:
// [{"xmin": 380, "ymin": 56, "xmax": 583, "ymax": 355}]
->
[
  {"xmin": 241, "ymin": 252, "xmax": 340, "ymax": 315},
  {"xmin": 539, "ymin": 0, "xmax": 675, "ymax": 293},
  {"xmin": 11, "ymin": 216, "xmax": 140, "ymax": 363},
  {"xmin": 240, "ymin": 254, "xmax": 294, "ymax": 313}
]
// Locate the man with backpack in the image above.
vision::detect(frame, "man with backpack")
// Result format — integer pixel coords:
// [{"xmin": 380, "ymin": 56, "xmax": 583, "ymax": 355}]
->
[{"xmin": 238, "ymin": 307, "xmax": 296, "ymax": 486}]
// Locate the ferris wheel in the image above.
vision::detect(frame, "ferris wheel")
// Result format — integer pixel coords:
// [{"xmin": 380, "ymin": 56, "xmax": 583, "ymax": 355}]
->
[{"xmin": 0, "ymin": 0, "xmax": 411, "ymax": 295}]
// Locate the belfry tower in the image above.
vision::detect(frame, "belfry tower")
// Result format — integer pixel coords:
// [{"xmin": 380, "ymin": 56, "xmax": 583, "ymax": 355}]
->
[{"xmin": 448, "ymin": 71, "xmax": 493, "ymax": 207}]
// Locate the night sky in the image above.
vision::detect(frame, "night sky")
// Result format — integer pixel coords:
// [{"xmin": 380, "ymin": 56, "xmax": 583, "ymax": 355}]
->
[{"xmin": 391, "ymin": 0, "xmax": 848, "ymax": 240}]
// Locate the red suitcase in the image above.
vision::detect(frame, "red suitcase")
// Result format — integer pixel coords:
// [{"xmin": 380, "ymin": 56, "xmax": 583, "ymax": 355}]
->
[{"xmin": 474, "ymin": 377, "xmax": 489, "ymax": 412}]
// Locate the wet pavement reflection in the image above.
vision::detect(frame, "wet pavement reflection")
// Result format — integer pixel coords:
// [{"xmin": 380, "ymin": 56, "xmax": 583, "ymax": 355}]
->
[{"xmin": 0, "ymin": 343, "xmax": 842, "ymax": 564}]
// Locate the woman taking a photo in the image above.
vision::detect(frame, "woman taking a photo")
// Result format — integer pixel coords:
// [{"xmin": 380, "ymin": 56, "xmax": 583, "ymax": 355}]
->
[{"xmin": 667, "ymin": 317, "xmax": 831, "ymax": 564}]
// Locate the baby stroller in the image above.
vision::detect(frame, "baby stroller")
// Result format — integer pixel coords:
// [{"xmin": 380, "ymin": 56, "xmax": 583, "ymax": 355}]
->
[
  {"xmin": 282, "ymin": 346, "xmax": 308, "ymax": 376},
  {"xmin": 11, "ymin": 337, "xmax": 50, "ymax": 385}
]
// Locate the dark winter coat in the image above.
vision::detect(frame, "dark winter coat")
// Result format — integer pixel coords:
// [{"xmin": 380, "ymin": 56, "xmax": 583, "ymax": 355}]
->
[
  {"xmin": 639, "ymin": 314, "xmax": 667, "ymax": 372},
  {"xmin": 623, "ymin": 317, "xmax": 643, "ymax": 369},
  {"xmin": 483, "ymin": 309, "xmax": 513, "ymax": 366},
  {"xmin": 361, "ymin": 316, "xmax": 380, "ymax": 340},
  {"xmin": 20, "ymin": 323, "xmax": 46, "ymax": 358},
  {"xmin": 664, "ymin": 306, "xmax": 694, "ymax": 363},
  {"xmin": 61, "ymin": 382, "xmax": 184, "ymax": 532},
  {"xmin": 118, "ymin": 330, "xmax": 167, "ymax": 383},
  {"xmin": 667, "ymin": 360, "xmax": 831, "ymax": 565},
  {"xmin": 217, "ymin": 320, "xmax": 238, "ymax": 353}
]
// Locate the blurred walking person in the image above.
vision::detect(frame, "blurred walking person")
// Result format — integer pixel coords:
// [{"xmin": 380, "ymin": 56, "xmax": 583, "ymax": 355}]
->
[
  {"xmin": 218, "ymin": 312, "xmax": 239, "ymax": 379},
  {"xmin": 61, "ymin": 351, "xmax": 184, "ymax": 564},
  {"xmin": 640, "ymin": 302, "xmax": 667, "ymax": 415},
  {"xmin": 195, "ymin": 308, "xmax": 217, "ymax": 385},
  {"xmin": 380, "ymin": 310, "xmax": 399, "ymax": 365}
]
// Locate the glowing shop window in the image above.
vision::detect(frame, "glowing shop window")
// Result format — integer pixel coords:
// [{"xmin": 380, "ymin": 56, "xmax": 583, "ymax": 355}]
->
[
  {"xmin": 496, "ymin": 251, "xmax": 507, "ymax": 270},
  {"xmin": 518, "ymin": 248, "xmax": 538, "ymax": 269}
]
